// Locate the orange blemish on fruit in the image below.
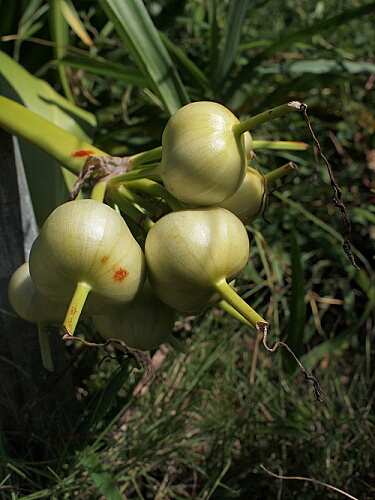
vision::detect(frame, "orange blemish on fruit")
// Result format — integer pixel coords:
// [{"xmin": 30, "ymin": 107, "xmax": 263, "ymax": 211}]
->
[
  {"xmin": 71, "ymin": 150, "xmax": 95, "ymax": 157},
  {"xmin": 112, "ymin": 268, "xmax": 129, "ymax": 282},
  {"xmin": 100, "ymin": 255, "xmax": 109, "ymax": 264}
]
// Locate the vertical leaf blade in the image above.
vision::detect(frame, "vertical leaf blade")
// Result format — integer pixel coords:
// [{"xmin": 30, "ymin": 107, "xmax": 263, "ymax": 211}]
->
[
  {"xmin": 283, "ymin": 229, "xmax": 306, "ymax": 373},
  {"xmin": 214, "ymin": 0, "xmax": 250, "ymax": 90},
  {"xmin": 98, "ymin": 0, "xmax": 189, "ymax": 115}
]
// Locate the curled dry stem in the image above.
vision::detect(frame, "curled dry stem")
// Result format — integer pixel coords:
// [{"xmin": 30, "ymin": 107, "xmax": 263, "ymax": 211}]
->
[
  {"xmin": 299, "ymin": 104, "xmax": 359, "ymax": 270},
  {"xmin": 61, "ymin": 332, "xmax": 154, "ymax": 377},
  {"xmin": 255, "ymin": 321, "xmax": 324, "ymax": 402}
]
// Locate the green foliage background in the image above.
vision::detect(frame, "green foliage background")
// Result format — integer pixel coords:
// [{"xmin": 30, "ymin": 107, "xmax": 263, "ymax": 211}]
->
[{"xmin": 0, "ymin": 0, "xmax": 374, "ymax": 498}]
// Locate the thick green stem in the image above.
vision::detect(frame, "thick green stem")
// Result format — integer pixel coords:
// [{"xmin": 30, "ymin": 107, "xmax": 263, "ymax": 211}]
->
[
  {"xmin": 0, "ymin": 96, "xmax": 108, "ymax": 176},
  {"xmin": 37, "ymin": 323, "xmax": 54, "ymax": 372},
  {"xmin": 63, "ymin": 282, "xmax": 91, "ymax": 336},
  {"xmin": 108, "ymin": 165, "xmax": 161, "ymax": 185},
  {"xmin": 252, "ymin": 140, "xmax": 308, "ymax": 151},
  {"xmin": 90, "ymin": 180, "xmax": 107, "ymax": 203},
  {"xmin": 265, "ymin": 162, "xmax": 296, "ymax": 185},
  {"xmin": 130, "ymin": 146, "xmax": 163, "ymax": 169},
  {"xmin": 218, "ymin": 300, "xmax": 254, "ymax": 328},
  {"xmin": 214, "ymin": 278, "xmax": 267, "ymax": 328},
  {"xmin": 126, "ymin": 178, "xmax": 186, "ymax": 212},
  {"xmin": 117, "ymin": 184, "xmax": 159, "ymax": 215},
  {"xmin": 109, "ymin": 186, "xmax": 154, "ymax": 232},
  {"xmin": 232, "ymin": 101, "xmax": 304, "ymax": 137}
]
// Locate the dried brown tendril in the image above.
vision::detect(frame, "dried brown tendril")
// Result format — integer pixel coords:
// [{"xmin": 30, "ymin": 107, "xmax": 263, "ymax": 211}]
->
[
  {"xmin": 61, "ymin": 329, "xmax": 154, "ymax": 378},
  {"xmin": 256, "ymin": 321, "xmax": 325, "ymax": 402},
  {"xmin": 299, "ymin": 104, "xmax": 359, "ymax": 270}
]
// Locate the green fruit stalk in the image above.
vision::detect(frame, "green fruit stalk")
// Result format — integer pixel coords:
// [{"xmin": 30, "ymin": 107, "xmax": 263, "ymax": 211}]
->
[
  {"xmin": 144, "ymin": 207, "xmax": 265, "ymax": 329},
  {"xmin": 29, "ymin": 199, "xmax": 146, "ymax": 336}
]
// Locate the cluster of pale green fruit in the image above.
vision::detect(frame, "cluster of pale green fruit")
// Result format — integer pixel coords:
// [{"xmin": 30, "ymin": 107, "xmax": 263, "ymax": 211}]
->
[{"xmin": 8, "ymin": 101, "xmax": 300, "ymax": 373}]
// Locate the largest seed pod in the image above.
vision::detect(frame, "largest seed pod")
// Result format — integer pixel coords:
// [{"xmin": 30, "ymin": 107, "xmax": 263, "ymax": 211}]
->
[
  {"xmin": 159, "ymin": 101, "xmax": 252, "ymax": 206},
  {"xmin": 29, "ymin": 199, "xmax": 146, "ymax": 333},
  {"xmin": 144, "ymin": 207, "xmax": 250, "ymax": 314}
]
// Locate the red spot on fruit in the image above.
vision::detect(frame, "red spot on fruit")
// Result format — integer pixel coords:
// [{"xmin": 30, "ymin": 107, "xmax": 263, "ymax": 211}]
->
[
  {"xmin": 71, "ymin": 150, "xmax": 95, "ymax": 157},
  {"xmin": 100, "ymin": 255, "xmax": 109, "ymax": 264},
  {"xmin": 112, "ymin": 268, "xmax": 129, "ymax": 282}
]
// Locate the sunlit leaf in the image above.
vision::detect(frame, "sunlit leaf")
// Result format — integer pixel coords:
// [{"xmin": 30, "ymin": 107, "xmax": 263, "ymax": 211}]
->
[
  {"xmin": 56, "ymin": 54, "xmax": 147, "ymax": 86},
  {"xmin": 97, "ymin": 0, "xmax": 189, "ymax": 115},
  {"xmin": 0, "ymin": 50, "xmax": 97, "ymax": 224}
]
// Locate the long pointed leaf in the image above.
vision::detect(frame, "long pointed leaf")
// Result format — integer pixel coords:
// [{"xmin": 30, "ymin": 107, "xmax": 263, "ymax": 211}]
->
[
  {"xmin": 158, "ymin": 31, "xmax": 210, "ymax": 91},
  {"xmin": 0, "ymin": 96, "xmax": 107, "ymax": 176},
  {"xmin": 97, "ymin": 0, "xmax": 189, "ymax": 115},
  {"xmin": 49, "ymin": 0, "xmax": 74, "ymax": 101},
  {"xmin": 214, "ymin": 0, "xmax": 249, "ymax": 90},
  {"xmin": 283, "ymin": 229, "xmax": 306, "ymax": 373},
  {"xmin": 0, "ymin": 50, "xmax": 98, "ymax": 223},
  {"xmin": 56, "ymin": 0, "xmax": 93, "ymax": 46},
  {"xmin": 56, "ymin": 54, "xmax": 148, "ymax": 86}
]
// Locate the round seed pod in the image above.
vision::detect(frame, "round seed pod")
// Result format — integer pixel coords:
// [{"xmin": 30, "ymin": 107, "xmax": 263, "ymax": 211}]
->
[
  {"xmin": 29, "ymin": 199, "xmax": 146, "ymax": 316},
  {"xmin": 145, "ymin": 207, "xmax": 250, "ymax": 313},
  {"xmin": 8, "ymin": 262, "xmax": 66, "ymax": 324},
  {"xmin": 159, "ymin": 101, "xmax": 252, "ymax": 206},
  {"xmin": 218, "ymin": 167, "xmax": 266, "ymax": 222}
]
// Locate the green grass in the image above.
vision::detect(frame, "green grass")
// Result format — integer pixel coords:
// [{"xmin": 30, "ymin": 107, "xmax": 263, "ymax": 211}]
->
[{"xmin": 3, "ymin": 307, "xmax": 373, "ymax": 499}]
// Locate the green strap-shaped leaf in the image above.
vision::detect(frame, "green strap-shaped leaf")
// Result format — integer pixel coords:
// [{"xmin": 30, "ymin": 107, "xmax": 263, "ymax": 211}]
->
[
  {"xmin": 0, "ymin": 50, "xmax": 98, "ymax": 223},
  {"xmin": 0, "ymin": 95, "xmax": 106, "ymax": 176},
  {"xmin": 56, "ymin": 54, "xmax": 148, "ymax": 86},
  {"xmin": 49, "ymin": 0, "xmax": 75, "ymax": 101},
  {"xmin": 55, "ymin": 0, "xmax": 93, "ymax": 46},
  {"xmin": 213, "ymin": 0, "xmax": 250, "ymax": 91},
  {"xmin": 97, "ymin": 0, "xmax": 189, "ymax": 115},
  {"xmin": 159, "ymin": 31, "xmax": 210, "ymax": 92}
]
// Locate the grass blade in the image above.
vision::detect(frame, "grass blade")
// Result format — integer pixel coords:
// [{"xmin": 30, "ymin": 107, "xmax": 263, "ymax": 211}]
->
[
  {"xmin": 81, "ymin": 453, "xmax": 123, "ymax": 500},
  {"xmin": 98, "ymin": 0, "xmax": 189, "ymax": 115},
  {"xmin": 283, "ymin": 229, "xmax": 306, "ymax": 373},
  {"xmin": 159, "ymin": 31, "xmax": 210, "ymax": 91},
  {"xmin": 214, "ymin": 0, "xmax": 250, "ymax": 90},
  {"xmin": 228, "ymin": 1, "xmax": 375, "ymax": 98},
  {"xmin": 56, "ymin": 54, "xmax": 148, "ymax": 86},
  {"xmin": 49, "ymin": 0, "xmax": 74, "ymax": 101},
  {"xmin": 56, "ymin": 0, "xmax": 93, "ymax": 46}
]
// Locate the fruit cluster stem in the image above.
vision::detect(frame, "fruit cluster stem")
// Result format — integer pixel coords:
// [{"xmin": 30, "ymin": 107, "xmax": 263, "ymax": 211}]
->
[
  {"xmin": 218, "ymin": 299, "xmax": 253, "ymax": 328},
  {"xmin": 232, "ymin": 101, "xmax": 305, "ymax": 137},
  {"xmin": 265, "ymin": 162, "xmax": 297, "ymax": 185},
  {"xmin": 129, "ymin": 146, "xmax": 163, "ymax": 169},
  {"xmin": 214, "ymin": 278, "xmax": 267, "ymax": 328},
  {"xmin": 126, "ymin": 178, "xmax": 186, "ymax": 212},
  {"xmin": 90, "ymin": 180, "xmax": 107, "ymax": 203},
  {"xmin": 110, "ymin": 186, "xmax": 154, "ymax": 232},
  {"xmin": 63, "ymin": 282, "xmax": 91, "ymax": 336},
  {"xmin": 108, "ymin": 165, "xmax": 161, "ymax": 185}
]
